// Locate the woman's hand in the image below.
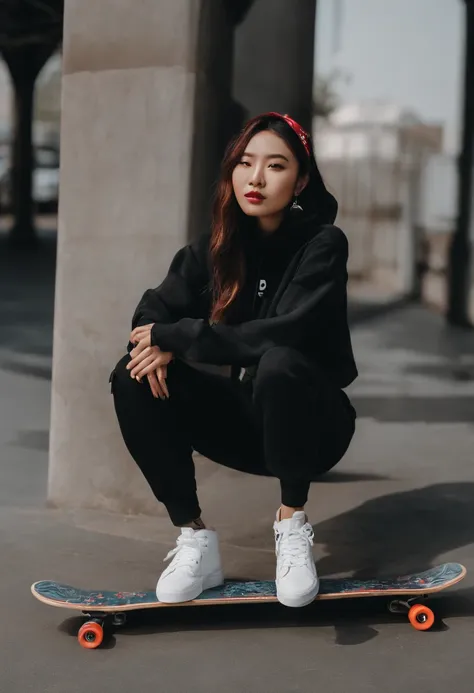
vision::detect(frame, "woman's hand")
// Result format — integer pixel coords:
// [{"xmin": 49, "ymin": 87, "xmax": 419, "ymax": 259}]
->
[
  {"xmin": 128, "ymin": 324, "xmax": 173, "ymax": 398},
  {"xmin": 146, "ymin": 365, "xmax": 170, "ymax": 400},
  {"xmin": 127, "ymin": 341, "xmax": 174, "ymax": 379},
  {"xmin": 130, "ymin": 323, "xmax": 154, "ymax": 347}
]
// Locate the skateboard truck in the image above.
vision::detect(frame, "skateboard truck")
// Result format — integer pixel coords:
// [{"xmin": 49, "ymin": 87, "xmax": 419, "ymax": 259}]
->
[
  {"xmin": 78, "ymin": 611, "xmax": 128, "ymax": 649},
  {"xmin": 387, "ymin": 597, "xmax": 435, "ymax": 630}
]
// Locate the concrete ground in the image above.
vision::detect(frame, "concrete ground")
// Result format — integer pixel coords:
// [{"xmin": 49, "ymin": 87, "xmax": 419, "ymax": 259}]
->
[{"xmin": 1, "ymin": 231, "xmax": 474, "ymax": 692}]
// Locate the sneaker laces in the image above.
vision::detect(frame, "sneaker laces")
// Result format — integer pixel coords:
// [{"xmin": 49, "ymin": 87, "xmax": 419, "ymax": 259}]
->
[
  {"xmin": 275, "ymin": 524, "xmax": 314, "ymax": 568},
  {"xmin": 164, "ymin": 534, "xmax": 201, "ymax": 569}
]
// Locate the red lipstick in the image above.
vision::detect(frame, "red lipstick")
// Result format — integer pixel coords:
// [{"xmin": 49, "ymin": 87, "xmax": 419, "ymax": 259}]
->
[{"xmin": 245, "ymin": 191, "xmax": 265, "ymax": 203}]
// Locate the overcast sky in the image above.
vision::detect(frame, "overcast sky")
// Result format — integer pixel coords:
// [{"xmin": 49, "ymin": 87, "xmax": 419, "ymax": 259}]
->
[{"xmin": 315, "ymin": 0, "xmax": 465, "ymax": 152}]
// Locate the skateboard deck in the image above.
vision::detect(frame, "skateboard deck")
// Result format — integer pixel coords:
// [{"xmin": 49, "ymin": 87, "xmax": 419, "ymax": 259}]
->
[{"xmin": 31, "ymin": 562, "xmax": 466, "ymax": 648}]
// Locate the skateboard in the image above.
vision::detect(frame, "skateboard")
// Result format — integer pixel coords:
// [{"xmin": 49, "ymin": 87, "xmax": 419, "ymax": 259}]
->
[{"xmin": 31, "ymin": 562, "xmax": 466, "ymax": 649}]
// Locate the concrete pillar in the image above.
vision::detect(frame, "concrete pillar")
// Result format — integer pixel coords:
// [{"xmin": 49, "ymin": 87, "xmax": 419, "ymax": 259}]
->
[
  {"xmin": 232, "ymin": 0, "xmax": 317, "ymax": 131},
  {"xmin": 48, "ymin": 0, "xmax": 234, "ymax": 514}
]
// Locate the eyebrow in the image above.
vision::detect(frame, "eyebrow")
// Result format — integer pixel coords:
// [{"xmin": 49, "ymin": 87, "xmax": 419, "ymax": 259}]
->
[{"xmin": 242, "ymin": 152, "xmax": 289, "ymax": 162}]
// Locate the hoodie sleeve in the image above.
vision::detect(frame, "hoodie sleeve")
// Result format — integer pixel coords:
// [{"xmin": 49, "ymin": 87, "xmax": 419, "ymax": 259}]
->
[
  {"xmin": 150, "ymin": 227, "xmax": 348, "ymax": 366},
  {"xmin": 131, "ymin": 234, "xmax": 210, "ymax": 330}
]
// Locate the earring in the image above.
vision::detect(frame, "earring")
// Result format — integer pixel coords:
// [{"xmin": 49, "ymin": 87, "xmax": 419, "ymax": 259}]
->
[{"xmin": 291, "ymin": 196, "xmax": 303, "ymax": 212}]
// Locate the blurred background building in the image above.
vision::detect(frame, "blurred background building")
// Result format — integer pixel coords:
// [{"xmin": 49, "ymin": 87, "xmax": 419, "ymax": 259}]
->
[
  {"xmin": 312, "ymin": 0, "xmax": 472, "ymax": 322},
  {"xmin": 314, "ymin": 101, "xmax": 444, "ymax": 293}
]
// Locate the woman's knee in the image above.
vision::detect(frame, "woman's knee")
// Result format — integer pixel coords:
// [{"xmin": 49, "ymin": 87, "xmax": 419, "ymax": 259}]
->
[
  {"xmin": 110, "ymin": 352, "xmax": 185, "ymax": 401},
  {"xmin": 254, "ymin": 346, "xmax": 313, "ymax": 392},
  {"xmin": 109, "ymin": 353, "xmax": 138, "ymax": 396},
  {"xmin": 259, "ymin": 345, "xmax": 300, "ymax": 374}
]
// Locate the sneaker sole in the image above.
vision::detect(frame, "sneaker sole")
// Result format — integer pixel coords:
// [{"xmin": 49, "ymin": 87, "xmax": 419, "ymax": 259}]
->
[
  {"xmin": 156, "ymin": 570, "xmax": 224, "ymax": 604},
  {"xmin": 276, "ymin": 581, "xmax": 320, "ymax": 608}
]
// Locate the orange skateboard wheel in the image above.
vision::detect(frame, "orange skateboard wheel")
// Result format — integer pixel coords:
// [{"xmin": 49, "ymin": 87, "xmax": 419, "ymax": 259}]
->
[
  {"xmin": 408, "ymin": 604, "xmax": 435, "ymax": 631},
  {"xmin": 78, "ymin": 621, "xmax": 104, "ymax": 649}
]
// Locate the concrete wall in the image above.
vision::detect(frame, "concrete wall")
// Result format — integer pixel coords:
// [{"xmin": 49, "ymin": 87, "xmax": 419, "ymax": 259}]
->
[{"xmin": 48, "ymin": 0, "xmax": 234, "ymax": 514}]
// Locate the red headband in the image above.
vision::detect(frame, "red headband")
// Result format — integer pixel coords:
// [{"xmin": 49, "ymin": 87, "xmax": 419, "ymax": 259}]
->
[{"xmin": 263, "ymin": 112, "xmax": 311, "ymax": 156}]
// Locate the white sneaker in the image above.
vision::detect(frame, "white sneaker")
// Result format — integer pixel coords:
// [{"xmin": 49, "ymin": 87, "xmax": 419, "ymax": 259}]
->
[
  {"xmin": 274, "ymin": 510, "xmax": 319, "ymax": 608},
  {"xmin": 156, "ymin": 527, "xmax": 224, "ymax": 603}
]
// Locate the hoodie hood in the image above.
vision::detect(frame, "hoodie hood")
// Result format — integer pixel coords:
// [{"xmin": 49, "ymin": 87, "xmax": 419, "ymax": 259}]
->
[{"xmin": 293, "ymin": 159, "xmax": 338, "ymax": 229}]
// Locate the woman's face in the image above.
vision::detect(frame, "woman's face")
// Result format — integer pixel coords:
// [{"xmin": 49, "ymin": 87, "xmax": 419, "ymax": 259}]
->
[{"xmin": 232, "ymin": 130, "xmax": 307, "ymax": 231}]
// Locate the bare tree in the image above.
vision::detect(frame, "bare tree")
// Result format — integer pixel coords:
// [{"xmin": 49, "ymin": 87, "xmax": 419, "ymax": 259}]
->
[{"xmin": 312, "ymin": 69, "xmax": 351, "ymax": 120}]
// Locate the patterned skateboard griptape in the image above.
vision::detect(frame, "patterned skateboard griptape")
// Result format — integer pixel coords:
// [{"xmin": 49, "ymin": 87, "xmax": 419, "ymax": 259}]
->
[{"xmin": 31, "ymin": 562, "xmax": 466, "ymax": 610}]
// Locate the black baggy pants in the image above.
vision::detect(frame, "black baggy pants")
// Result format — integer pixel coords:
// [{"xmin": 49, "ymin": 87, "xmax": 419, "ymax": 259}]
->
[{"xmin": 110, "ymin": 346, "xmax": 356, "ymax": 526}]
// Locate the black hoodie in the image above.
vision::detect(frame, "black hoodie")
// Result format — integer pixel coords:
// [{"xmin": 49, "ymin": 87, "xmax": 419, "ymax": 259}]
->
[{"xmin": 131, "ymin": 211, "xmax": 358, "ymax": 390}]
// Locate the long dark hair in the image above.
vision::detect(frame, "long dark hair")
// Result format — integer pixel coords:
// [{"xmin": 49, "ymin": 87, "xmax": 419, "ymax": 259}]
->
[{"xmin": 209, "ymin": 113, "xmax": 337, "ymax": 324}]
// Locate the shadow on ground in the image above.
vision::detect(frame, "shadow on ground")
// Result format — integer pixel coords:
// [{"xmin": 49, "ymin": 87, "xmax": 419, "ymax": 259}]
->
[
  {"xmin": 56, "ymin": 603, "xmax": 383, "ymax": 649},
  {"xmin": 313, "ymin": 482, "xmax": 474, "ymax": 578},
  {"xmin": 351, "ymin": 396, "xmax": 474, "ymax": 423},
  {"xmin": 349, "ymin": 303, "xmax": 474, "ymax": 423},
  {"xmin": 373, "ymin": 307, "xmax": 474, "ymax": 361},
  {"xmin": 227, "ymin": 482, "xmax": 474, "ymax": 580}
]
